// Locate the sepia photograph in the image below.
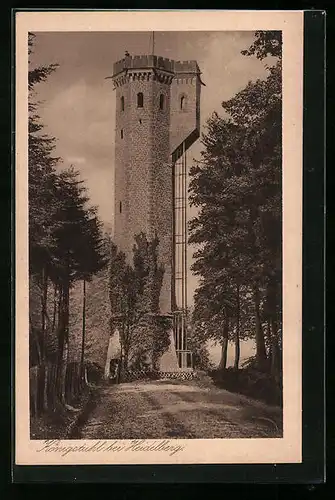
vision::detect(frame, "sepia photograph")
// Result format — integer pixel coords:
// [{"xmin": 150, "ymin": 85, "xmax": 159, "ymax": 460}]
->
[{"xmin": 15, "ymin": 11, "xmax": 303, "ymax": 466}]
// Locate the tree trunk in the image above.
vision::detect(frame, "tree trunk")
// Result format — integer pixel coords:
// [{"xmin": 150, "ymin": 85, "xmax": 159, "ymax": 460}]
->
[
  {"xmin": 29, "ymin": 314, "xmax": 41, "ymax": 366},
  {"xmin": 116, "ymin": 357, "xmax": 122, "ymax": 384},
  {"xmin": 38, "ymin": 268, "xmax": 50, "ymax": 412},
  {"xmin": 120, "ymin": 316, "xmax": 130, "ymax": 379},
  {"xmin": 123, "ymin": 344, "xmax": 129, "ymax": 375},
  {"xmin": 49, "ymin": 364, "xmax": 57, "ymax": 411},
  {"xmin": 119, "ymin": 342, "xmax": 127, "ymax": 383},
  {"xmin": 43, "ymin": 363, "xmax": 49, "ymax": 411},
  {"xmin": 29, "ymin": 366, "xmax": 38, "ymax": 417},
  {"xmin": 80, "ymin": 279, "xmax": 86, "ymax": 380},
  {"xmin": 60, "ymin": 341, "xmax": 68, "ymax": 404},
  {"xmin": 52, "ymin": 284, "xmax": 58, "ymax": 333},
  {"xmin": 234, "ymin": 284, "xmax": 240, "ymax": 371},
  {"xmin": 219, "ymin": 317, "xmax": 229, "ymax": 370},
  {"xmin": 266, "ymin": 321, "xmax": 272, "ymax": 360},
  {"xmin": 57, "ymin": 287, "xmax": 65, "ymax": 366},
  {"xmin": 39, "ymin": 267, "xmax": 47, "ymax": 413},
  {"xmin": 219, "ymin": 338, "xmax": 228, "ymax": 370},
  {"xmin": 57, "ymin": 278, "xmax": 70, "ymax": 404},
  {"xmin": 253, "ymin": 285, "xmax": 267, "ymax": 369},
  {"xmin": 57, "ymin": 285, "xmax": 62, "ymax": 332},
  {"xmin": 40, "ymin": 266, "xmax": 48, "ymax": 364}
]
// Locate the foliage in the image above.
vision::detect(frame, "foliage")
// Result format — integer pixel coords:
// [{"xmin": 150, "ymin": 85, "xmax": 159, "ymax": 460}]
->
[
  {"xmin": 28, "ymin": 33, "xmax": 59, "ymax": 91},
  {"xmin": 210, "ymin": 363, "xmax": 283, "ymax": 407},
  {"xmin": 109, "ymin": 232, "xmax": 169, "ymax": 373},
  {"xmin": 48, "ymin": 167, "xmax": 107, "ymax": 287},
  {"xmin": 28, "ymin": 34, "xmax": 108, "ymax": 386},
  {"xmin": 189, "ymin": 31, "xmax": 282, "ymax": 374},
  {"xmin": 241, "ymin": 30, "xmax": 282, "ymax": 61}
]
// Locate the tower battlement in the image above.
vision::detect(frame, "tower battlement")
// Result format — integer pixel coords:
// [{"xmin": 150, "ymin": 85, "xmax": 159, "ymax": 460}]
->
[
  {"xmin": 112, "ymin": 54, "xmax": 200, "ymax": 77},
  {"xmin": 173, "ymin": 60, "xmax": 200, "ymax": 74}
]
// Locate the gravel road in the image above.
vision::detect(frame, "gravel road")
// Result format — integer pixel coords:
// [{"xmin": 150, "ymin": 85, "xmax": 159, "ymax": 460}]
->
[{"xmin": 75, "ymin": 379, "xmax": 282, "ymax": 439}]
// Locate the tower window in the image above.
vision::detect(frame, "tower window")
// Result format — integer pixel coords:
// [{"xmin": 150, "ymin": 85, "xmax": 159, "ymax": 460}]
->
[
  {"xmin": 180, "ymin": 95, "xmax": 186, "ymax": 110},
  {"xmin": 159, "ymin": 94, "xmax": 165, "ymax": 110},
  {"xmin": 121, "ymin": 96, "xmax": 125, "ymax": 111},
  {"xmin": 119, "ymin": 201, "xmax": 122, "ymax": 213},
  {"xmin": 121, "ymin": 129, "xmax": 124, "ymax": 139},
  {"xmin": 137, "ymin": 92, "xmax": 144, "ymax": 108}
]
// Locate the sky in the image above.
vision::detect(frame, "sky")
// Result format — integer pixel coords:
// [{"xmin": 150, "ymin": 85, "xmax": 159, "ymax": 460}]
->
[{"xmin": 30, "ymin": 31, "xmax": 269, "ymax": 364}]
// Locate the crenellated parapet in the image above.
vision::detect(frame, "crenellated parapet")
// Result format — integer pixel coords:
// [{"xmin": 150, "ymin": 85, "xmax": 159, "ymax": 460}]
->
[
  {"xmin": 113, "ymin": 68, "xmax": 174, "ymax": 89},
  {"xmin": 111, "ymin": 55, "xmax": 203, "ymax": 88},
  {"xmin": 113, "ymin": 54, "xmax": 175, "ymax": 76},
  {"xmin": 173, "ymin": 60, "xmax": 200, "ymax": 74},
  {"xmin": 109, "ymin": 53, "xmax": 203, "ymax": 158}
]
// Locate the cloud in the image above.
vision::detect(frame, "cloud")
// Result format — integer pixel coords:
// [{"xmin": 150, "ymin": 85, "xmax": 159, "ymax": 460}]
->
[{"xmin": 38, "ymin": 77, "xmax": 114, "ymax": 185}]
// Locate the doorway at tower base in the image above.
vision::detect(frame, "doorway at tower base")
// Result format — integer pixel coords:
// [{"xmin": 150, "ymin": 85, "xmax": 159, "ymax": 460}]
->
[{"xmin": 158, "ymin": 329, "xmax": 180, "ymax": 372}]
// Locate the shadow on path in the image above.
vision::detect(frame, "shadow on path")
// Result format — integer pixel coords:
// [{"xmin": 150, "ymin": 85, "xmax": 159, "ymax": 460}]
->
[{"xmin": 74, "ymin": 378, "xmax": 283, "ymax": 440}]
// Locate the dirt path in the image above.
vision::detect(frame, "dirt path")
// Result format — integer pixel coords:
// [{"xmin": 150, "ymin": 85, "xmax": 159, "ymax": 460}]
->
[{"xmin": 76, "ymin": 379, "xmax": 282, "ymax": 439}]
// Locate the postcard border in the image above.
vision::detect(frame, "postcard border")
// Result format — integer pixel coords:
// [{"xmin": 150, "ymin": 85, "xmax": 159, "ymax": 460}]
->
[{"xmin": 11, "ymin": 9, "xmax": 325, "ymax": 483}]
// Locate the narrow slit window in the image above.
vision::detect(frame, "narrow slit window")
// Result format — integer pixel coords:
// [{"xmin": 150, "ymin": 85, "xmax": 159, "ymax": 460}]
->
[
  {"xmin": 180, "ymin": 95, "xmax": 186, "ymax": 110},
  {"xmin": 121, "ymin": 129, "xmax": 124, "ymax": 139},
  {"xmin": 159, "ymin": 94, "xmax": 165, "ymax": 110},
  {"xmin": 119, "ymin": 201, "xmax": 122, "ymax": 213},
  {"xmin": 121, "ymin": 96, "xmax": 125, "ymax": 111},
  {"xmin": 137, "ymin": 92, "xmax": 144, "ymax": 108}
]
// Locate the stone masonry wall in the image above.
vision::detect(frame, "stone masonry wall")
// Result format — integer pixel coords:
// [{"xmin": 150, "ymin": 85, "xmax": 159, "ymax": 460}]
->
[
  {"xmin": 113, "ymin": 70, "xmax": 173, "ymax": 314},
  {"xmin": 113, "ymin": 58, "xmax": 201, "ymax": 317},
  {"xmin": 150, "ymin": 79, "xmax": 172, "ymax": 314},
  {"xmin": 114, "ymin": 80, "xmax": 131, "ymax": 257},
  {"xmin": 128, "ymin": 76, "xmax": 153, "ymax": 258},
  {"xmin": 170, "ymin": 73, "xmax": 201, "ymax": 154},
  {"xmin": 114, "ymin": 75, "xmax": 154, "ymax": 262}
]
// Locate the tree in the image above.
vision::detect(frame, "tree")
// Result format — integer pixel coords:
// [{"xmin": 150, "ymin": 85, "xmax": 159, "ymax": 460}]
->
[
  {"xmin": 238, "ymin": 30, "xmax": 282, "ymax": 375},
  {"xmin": 187, "ymin": 313, "xmax": 213, "ymax": 371},
  {"xmin": 28, "ymin": 32, "xmax": 60, "ymax": 270},
  {"xmin": 241, "ymin": 30, "xmax": 282, "ymax": 60},
  {"xmin": 28, "ymin": 33, "xmax": 60, "ymax": 367},
  {"xmin": 79, "ymin": 231, "xmax": 112, "ymax": 377},
  {"xmin": 47, "ymin": 168, "xmax": 107, "ymax": 398},
  {"xmin": 28, "ymin": 34, "xmax": 108, "ymax": 410},
  {"xmin": 109, "ymin": 232, "xmax": 169, "ymax": 376},
  {"xmin": 189, "ymin": 31, "xmax": 282, "ymax": 372}
]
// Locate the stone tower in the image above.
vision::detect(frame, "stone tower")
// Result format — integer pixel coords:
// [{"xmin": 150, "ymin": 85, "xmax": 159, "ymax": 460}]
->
[{"xmin": 107, "ymin": 54, "xmax": 203, "ymax": 373}]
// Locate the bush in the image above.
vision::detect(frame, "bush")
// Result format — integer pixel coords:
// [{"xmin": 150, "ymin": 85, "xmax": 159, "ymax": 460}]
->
[{"xmin": 209, "ymin": 366, "xmax": 282, "ymax": 406}]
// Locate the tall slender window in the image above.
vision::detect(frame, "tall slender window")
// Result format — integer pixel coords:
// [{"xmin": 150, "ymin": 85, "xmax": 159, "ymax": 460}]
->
[
  {"xmin": 159, "ymin": 93, "xmax": 165, "ymax": 110},
  {"xmin": 121, "ymin": 96, "xmax": 124, "ymax": 111},
  {"xmin": 137, "ymin": 92, "xmax": 144, "ymax": 108},
  {"xmin": 180, "ymin": 95, "xmax": 186, "ymax": 110}
]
